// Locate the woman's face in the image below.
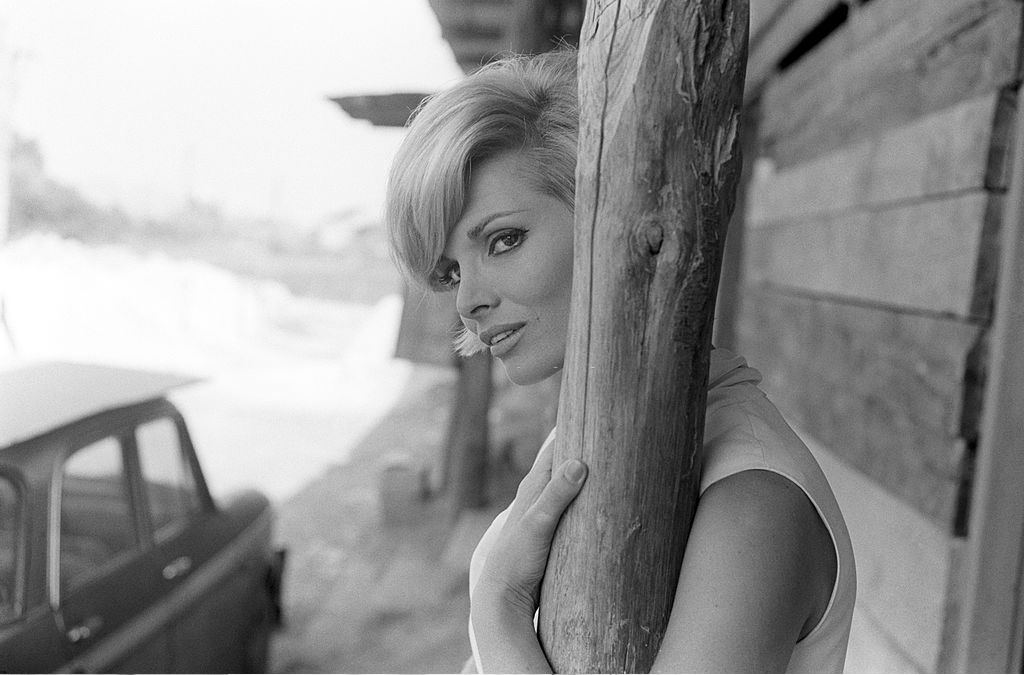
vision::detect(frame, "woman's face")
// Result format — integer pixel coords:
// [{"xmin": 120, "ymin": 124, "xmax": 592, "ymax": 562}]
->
[{"xmin": 438, "ymin": 151, "xmax": 574, "ymax": 385}]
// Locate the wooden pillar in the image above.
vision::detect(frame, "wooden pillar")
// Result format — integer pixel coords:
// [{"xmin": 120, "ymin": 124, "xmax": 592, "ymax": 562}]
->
[
  {"xmin": 949, "ymin": 69, "xmax": 1024, "ymax": 674},
  {"xmin": 537, "ymin": 1, "xmax": 748, "ymax": 672},
  {"xmin": 507, "ymin": 0, "xmax": 553, "ymax": 55},
  {"xmin": 442, "ymin": 349, "xmax": 492, "ymax": 510}
]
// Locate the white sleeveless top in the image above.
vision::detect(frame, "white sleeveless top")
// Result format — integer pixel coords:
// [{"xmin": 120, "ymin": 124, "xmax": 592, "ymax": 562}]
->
[{"xmin": 468, "ymin": 349, "xmax": 856, "ymax": 673}]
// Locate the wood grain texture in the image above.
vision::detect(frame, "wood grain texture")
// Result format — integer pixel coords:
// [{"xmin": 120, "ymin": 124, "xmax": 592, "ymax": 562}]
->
[
  {"xmin": 761, "ymin": 0, "xmax": 1022, "ymax": 168},
  {"xmin": 537, "ymin": 1, "xmax": 748, "ymax": 671},
  {"xmin": 748, "ymin": 91, "xmax": 1014, "ymax": 225},
  {"xmin": 737, "ymin": 285, "xmax": 982, "ymax": 529},
  {"xmin": 745, "ymin": 191, "xmax": 1002, "ymax": 320}
]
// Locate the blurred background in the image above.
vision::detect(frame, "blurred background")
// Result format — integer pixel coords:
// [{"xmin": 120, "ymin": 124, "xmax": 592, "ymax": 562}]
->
[
  {"xmin": 0, "ymin": 1, "xmax": 478, "ymax": 671},
  {"xmin": 2, "ymin": 0, "xmax": 1023, "ymax": 673},
  {"xmin": 0, "ymin": 0, "xmax": 461, "ymax": 498},
  {"xmin": 0, "ymin": 2, "xmax": 569, "ymax": 671}
]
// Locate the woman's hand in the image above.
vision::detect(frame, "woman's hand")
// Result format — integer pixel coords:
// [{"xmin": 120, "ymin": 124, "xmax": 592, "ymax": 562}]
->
[
  {"xmin": 477, "ymin": 451, "xmax": 588, "ymax": 616},
  {"xmin": 469, "ymin": 448, "xmax": 587, "ymax": 673}
]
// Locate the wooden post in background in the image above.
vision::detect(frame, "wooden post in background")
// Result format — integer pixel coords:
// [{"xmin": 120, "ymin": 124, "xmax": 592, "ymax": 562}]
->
[
  {"xmin": 507, "ymin": 0, "xmax": 552, "ymax": 55},
  {"xmin": 441, "ymin": 349, "xmax": 492, "ymax": 510},
  {"xmin": 537, "ymin": 1, "xmax": 748, "ymax": 672}
]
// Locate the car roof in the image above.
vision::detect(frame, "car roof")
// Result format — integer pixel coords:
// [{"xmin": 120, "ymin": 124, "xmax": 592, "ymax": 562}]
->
[{"xmin": 0, "ymin": 361, "xmax": 200, "ymax": 448}]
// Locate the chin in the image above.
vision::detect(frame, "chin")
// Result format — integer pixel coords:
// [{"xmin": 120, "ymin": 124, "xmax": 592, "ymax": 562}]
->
[{"xmin": 498, "ymin": 358, "xmax": 563, "ymax": 386}]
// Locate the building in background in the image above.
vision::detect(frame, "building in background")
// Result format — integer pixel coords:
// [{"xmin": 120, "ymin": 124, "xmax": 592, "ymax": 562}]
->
[{"xmin": 734, "ymin": 1, "xmax": 1022, "ymax": 671}]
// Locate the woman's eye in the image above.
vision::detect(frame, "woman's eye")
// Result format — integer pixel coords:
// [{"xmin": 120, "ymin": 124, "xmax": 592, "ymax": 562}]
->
[
  {"xmin": 436, "ymin": 265, "xmax": 461, "ymax": 289},
  {"xmin": 489, "ymin": 229, "xmax": 526, "ymax": 255}
]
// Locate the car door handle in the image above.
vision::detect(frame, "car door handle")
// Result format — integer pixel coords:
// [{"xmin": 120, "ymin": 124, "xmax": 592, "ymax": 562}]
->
[
  {"xmin": 162, "ymin": 555, "xmax": 193, "ymax": 580},
  {"xmin": 67, "ymin": 615, "xmax": 104, "ymax": 643}
]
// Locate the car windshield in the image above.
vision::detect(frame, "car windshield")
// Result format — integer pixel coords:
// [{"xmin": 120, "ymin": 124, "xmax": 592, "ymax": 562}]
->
[{"xmin": 0, "ymin": 474, "xmax": 19, "ymax": 621}]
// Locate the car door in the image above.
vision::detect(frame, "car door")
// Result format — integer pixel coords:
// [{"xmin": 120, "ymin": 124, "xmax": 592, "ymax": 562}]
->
[
  {"xmin": 0, "ymin": 470, "xmax": 68, "ymax": 674},
  {"xmin": 134, "ymin": 412, "xmax": 261, "ymax": 672},
  {"xmin": 55, "ymin": 433, "xmax": 173, "ymax": 673}
]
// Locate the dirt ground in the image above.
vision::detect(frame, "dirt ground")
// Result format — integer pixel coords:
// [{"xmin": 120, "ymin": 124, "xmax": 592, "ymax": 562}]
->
[{"xmin": 270, "ymin": 364, "xmax": 556, "ymax": 673}]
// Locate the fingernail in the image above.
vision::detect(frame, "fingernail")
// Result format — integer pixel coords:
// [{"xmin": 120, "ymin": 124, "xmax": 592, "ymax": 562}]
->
[{"xmin": 565, "ymin": 459, "xmax": 586, "ymax": 483}]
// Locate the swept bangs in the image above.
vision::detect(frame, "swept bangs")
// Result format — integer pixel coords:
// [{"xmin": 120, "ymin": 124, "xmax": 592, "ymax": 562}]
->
[{"xmin": 384, "ymin": 49, "xmax": 579, "ymax": 292}]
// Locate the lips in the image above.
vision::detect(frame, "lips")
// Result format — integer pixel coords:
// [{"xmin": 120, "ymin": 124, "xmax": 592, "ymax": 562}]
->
[
  {"xmin": 480, "ymin": 322, "xmax": 526, "ymax": 357},
  {"xmin": 490, "ymin": 328, "xmax": 517, "ymax": 344}
]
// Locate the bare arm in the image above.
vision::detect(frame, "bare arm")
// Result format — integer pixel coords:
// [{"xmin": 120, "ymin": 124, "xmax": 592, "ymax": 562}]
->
[
  {"xmin": 651, "ymin": 470, "xmax": 836, "ymax": 672},
  {"xmin": 470, "ymin": 465, "xmax": 835, "ymax": 672}
]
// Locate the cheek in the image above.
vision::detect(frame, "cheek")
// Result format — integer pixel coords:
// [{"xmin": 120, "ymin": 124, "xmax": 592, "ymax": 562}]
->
[
  {"xmin": 530, "ymin": 266, "xmax": 572, "ymax": 339},
  {"xmin": 504, "ymin": 232, "xmax": 574, "ymax": 316},
  {"xmin": 546, "ymin": 265, "xmax": 573, "ymax": 317},
  {"xmin": 532, "ymin": 253, "xmax": 573, "ymax": 306}
]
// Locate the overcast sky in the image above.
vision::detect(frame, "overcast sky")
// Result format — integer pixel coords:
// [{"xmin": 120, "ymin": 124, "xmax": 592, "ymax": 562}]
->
[{"xmin": 7, "ymin": 0, "xmax": 463, "ymax": 228}]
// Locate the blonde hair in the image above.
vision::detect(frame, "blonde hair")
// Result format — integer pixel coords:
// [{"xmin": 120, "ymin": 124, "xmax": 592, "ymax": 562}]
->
[{"xmin": 385, "ymin": 48, "xmax": 579, "ymax": 302}]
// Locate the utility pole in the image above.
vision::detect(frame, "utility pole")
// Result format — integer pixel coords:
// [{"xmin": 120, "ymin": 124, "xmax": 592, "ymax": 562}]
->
[{"xmin": 537, "ymin": 1, "xmax": 748, "ymax": 672}]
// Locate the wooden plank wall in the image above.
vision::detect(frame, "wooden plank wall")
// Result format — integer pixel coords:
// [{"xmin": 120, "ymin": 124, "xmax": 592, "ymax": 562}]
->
[{"xmin": 733, "ymin": 0, "xmax": 1023, "ymax": 670}]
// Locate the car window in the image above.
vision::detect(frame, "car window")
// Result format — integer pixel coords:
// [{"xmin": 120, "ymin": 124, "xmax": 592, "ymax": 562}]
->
[
  {"xmin": 60, "ymin": 437, "xmax": 136, "ymax": 593},
  {"xmin": 136, "ymin": 418, "xmax": 201, "ymax": 540},
  {"xmin": 0, "ymin": 475, "xmax": 20, "ymax": 621}
]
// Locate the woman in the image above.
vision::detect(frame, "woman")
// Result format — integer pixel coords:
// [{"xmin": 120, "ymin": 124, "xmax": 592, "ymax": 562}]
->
[{"xmin": 385, "ymin": 50, "xmax": 855, "ymax": 673}]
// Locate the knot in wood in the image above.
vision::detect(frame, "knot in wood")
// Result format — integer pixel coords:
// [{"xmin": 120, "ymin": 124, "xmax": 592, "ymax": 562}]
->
[{"xmin": 644, "ymin": 222, "xmax": 664, "ymax": 255}]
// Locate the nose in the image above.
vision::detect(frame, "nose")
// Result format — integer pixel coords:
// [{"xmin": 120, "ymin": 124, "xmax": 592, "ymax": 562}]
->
[{"xmin": 455, "ymin": 268, "xmax": 499, "ymax": 321}]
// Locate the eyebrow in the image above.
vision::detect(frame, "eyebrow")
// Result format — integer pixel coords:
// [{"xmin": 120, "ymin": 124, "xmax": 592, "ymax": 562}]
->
[{"xmin": 466, "ymin": 209, "xmax": 527, "ymax": 240}]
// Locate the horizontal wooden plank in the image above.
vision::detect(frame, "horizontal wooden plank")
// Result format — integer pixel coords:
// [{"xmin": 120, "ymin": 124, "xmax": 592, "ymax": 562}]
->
[
  {"xmin": 761, "ymin": 0, "xmax": 1022, "ymax": 168},
  {"xmin": 808, "ymin": 436, "xmax": 956, "ymax": 671},
  {"xmin": 748, "ymin": 91, "xmax": 1012, "ymax": 224},
  {"xmin": 745, "ymin": 0, "xmax": 837, "ymax": 95},
  {"xmin": 736, "ymin": 285, "xmax": 982, "ymax": 529},
  {"xmin": 745, "ymin": 192, "xmax": 1001, "ymax": 319}
]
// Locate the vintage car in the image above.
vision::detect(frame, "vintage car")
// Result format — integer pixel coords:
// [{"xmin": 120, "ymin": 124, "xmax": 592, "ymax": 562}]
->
[{"xmin": 0, "ymin": 361, "xmax": 284, "ymax": 673}]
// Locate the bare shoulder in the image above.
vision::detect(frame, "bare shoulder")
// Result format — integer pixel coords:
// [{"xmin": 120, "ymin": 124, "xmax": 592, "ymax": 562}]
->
[
  {"xmin": 650, "ymin": 470, "xmax": 836, "ymax": 673},
  {"xmin": 697, "ymin": 470, "xmax": 837, "ymax": 621},
  {"xmin": 702, "ymin": 469, "xmax": 827, "ymax": 540}
]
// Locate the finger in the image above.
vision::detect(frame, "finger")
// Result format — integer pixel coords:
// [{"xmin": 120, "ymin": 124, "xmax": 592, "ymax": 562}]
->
[
  {"xmin": 534, "ymin": 435, "xmax": 555, "ymax": 472},
  {"xmin": 522, "ymin": 459, "xmax": 587, "ymax": 537},
  {"xmin": 511, "ymin": 442, "xmax": 557, "ymax": 509}
]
